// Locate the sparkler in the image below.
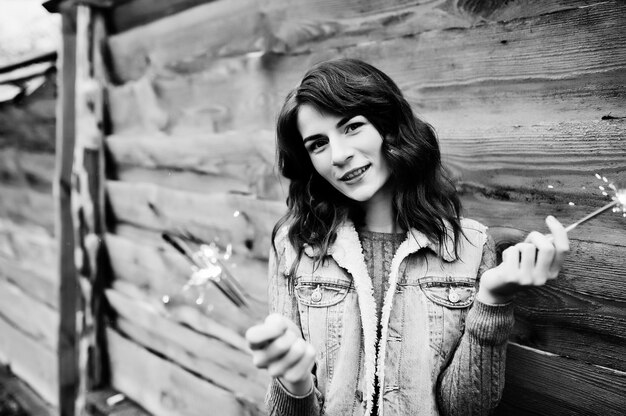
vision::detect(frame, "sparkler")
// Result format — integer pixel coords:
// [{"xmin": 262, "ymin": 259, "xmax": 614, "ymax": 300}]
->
[
  {"xmin": 562, "ymin": 177, "xmax": 626, "ymax": 233},
  {"xmin": 161, "ymin": 232, "xmax": 250, "ymax": 309}
]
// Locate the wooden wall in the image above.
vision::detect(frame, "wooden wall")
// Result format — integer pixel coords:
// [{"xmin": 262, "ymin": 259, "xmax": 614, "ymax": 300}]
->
[
  {"xmin": 0, "ymin": 63, "xmax": 59, "ymax": 409},
  {"xmin": 89, "ymin": 0, "xmax": 625, "ymax": 414}
]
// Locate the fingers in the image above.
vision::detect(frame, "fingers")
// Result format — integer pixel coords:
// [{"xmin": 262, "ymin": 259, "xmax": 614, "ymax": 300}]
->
[
  {"xmin": 478, "ymin": 218, "xmax": 570, "ymax": 303},
  {"xmin": 253, "ymin": 328, "xmax": 298, "ymax": 368},
  {"xmin": 517, "ymin": 243, "xmax": 537, "ymax": 283},
  {"xmin": 545, "ymin": 215, "xmax": 570, "ymax": 274},
  {"xmin": 268, "ymin": 340, "xmax": 316, "ymax": 382},
  {"xmin": 245, "ymin": 314, "xmax": 317, "ymax": 384},
  {"xmin": 502, "ymin": 222, "xmax": 568, "ymax": 286},
  {"xmin": 524, "ymin": 231, "xmax": 554, "ymax": 283},
  {"xmin": 246, "ymin": 313, "xmax": 287, "ymax": 350}
]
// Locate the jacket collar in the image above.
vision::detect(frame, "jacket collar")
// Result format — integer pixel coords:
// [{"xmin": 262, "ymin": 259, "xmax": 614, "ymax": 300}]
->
[
  {"xmin": 302, "ymin": 220, "xmax": 457, "ymax": 262},
  {"xmin": 308, "ymin": 219, "xmax": 457, "ymax": 262}
]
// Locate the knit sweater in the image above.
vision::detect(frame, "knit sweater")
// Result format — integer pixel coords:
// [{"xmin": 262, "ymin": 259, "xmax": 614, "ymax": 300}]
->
[{"xmin": 357, "ymin": 230, "xmax": 406, "ymax": 416}]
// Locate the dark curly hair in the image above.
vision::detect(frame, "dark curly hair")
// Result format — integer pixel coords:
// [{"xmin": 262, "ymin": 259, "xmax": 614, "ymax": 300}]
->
[{"xmin": 273, "ymin": 58, "xmax": 463, "ymax": 267}]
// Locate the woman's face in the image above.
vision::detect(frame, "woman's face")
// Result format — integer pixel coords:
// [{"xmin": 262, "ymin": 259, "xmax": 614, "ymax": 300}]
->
[{"xmin": 297, "ymin": 104, "xmax": 391, "ymax": 204}]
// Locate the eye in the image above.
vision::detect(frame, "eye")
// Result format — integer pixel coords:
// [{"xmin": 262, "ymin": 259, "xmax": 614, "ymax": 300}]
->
[
  {"xmin": 306, "ymin": 137, "xmax": 328, "ymax": 154},
  {"xmin": 345, "ymin": 122, "xmax": 364, "ymax": 134}
]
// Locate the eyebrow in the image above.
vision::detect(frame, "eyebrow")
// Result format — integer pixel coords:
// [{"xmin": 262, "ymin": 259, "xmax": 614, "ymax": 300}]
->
[{"xmin": 302, "ymin": 116, "xmax": 354, "ymax": 144}]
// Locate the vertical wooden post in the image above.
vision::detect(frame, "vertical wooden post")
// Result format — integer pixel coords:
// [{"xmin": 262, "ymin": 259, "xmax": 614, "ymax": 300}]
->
[
  {"xmin": 55, "ymin": 3, "xmax": 78, "ymax": 416},
  {"xmin": 73, "ymin": 4, "xmax": 110, "ymax": 415}
]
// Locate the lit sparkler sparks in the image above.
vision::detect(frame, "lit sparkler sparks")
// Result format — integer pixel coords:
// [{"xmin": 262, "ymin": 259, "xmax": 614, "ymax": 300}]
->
[
  {"xmin": 563, "ymin": 177, "xmax": 626, "ymax": 233},
  {"xmin": 161, "ymin": 232, "xmax": 250, "ymax": 309}
]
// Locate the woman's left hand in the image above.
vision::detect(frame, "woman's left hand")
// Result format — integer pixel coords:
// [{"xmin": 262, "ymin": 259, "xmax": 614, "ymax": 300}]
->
[{"xmin": 477, "ymin": 215, "xmax": 570, "ymax": 304}]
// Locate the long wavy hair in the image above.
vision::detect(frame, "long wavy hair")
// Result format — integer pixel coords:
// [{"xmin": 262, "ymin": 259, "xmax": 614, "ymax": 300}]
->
[{"xmin": 272, "ymin": 58, "xmax": 463, "ymax": 268}]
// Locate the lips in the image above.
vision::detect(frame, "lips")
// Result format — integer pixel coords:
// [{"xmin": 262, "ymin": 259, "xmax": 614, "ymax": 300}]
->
[{"xmin": 339, "ymin": 164, "xmax": 371, "ymax": 181}]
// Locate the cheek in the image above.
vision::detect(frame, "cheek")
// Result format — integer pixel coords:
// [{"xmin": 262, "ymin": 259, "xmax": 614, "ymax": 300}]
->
[{"xmin": 310, "ymin": 155, "xmax": 332, "ymax": 178}]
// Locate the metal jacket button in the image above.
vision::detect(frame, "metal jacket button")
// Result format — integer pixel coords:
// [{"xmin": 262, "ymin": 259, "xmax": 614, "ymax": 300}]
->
[
  {"xmin": 448, "ymin": 288, "xmax": 460, "ymax": 303},
  {"xmin": 311, "ymin": 285, "xmax": 322, "ymax": 302}
]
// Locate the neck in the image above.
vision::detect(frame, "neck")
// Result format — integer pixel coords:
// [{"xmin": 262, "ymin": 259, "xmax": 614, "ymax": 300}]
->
[{"xmin": 359, "ymin": 185, "xmax": 399, "ymax": 233}]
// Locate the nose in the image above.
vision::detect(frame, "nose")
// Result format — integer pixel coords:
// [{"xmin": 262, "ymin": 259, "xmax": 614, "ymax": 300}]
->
[{"xmin": 329, "ymin": 136, "xmax": 353, "ymax": 167}]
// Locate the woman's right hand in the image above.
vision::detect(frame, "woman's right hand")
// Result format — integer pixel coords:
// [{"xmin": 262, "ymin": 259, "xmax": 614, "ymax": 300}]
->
[{"xmin": 245, "ymin": 313, "xmax": 316, "ymax": 396}]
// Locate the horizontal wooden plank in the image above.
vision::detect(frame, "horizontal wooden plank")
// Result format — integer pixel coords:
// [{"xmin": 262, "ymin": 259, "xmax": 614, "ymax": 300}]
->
[
  {"xmin": 0, "ymin": 219, "xmax": 57, "ymax": 278},
  {"xmin": 107, "ymin": 328, "xmax": 260, "ymax": 416},
  {"xmin": 114, "ymin": 167, "xmax": 287, "ymax": 201},
  {"xmin": 0, "ymin": 317, "xmax": 58, "ymax": 407},
  {"xmin": 0, "ymin": 185, "xmax": 55, "ymax": 232},
  {"xmin": 441, "ymin": 119, "xmax": 626, "ymax": 201},
  {"xmin": 495, "ymin": 343, "xmax": 626, "ymax": 416},
  {"xmin": 107, "ymin": 289, "xmax": 268, "ymax": 403},
  {"xmin": 510, "ymin": 279, "xmax": 626, "ymax": 371},
  {"xmin": 0, "ymin": 259, "xmax": 58, "ymax": 309},
  {"xmin": 0, "ymin": 278, "xmax": 58, "ymax": 350},
  {"xmin": 107, "ymin": 0, "xmax": 262, "ymax": 82},
  {"xmin": 105, "ymin": 129, "xmax": 283, "ymax": 198},
  {"xmin": 106, "ymin": 180, "xmax": 285, "ymax": 258},
  {"xmin": 106, "ymin": 129, "xmax": 275, "ymax": 170},
  {"xmin": 0, "ymin": 149, "xmax": 55, "ymax": 189}
]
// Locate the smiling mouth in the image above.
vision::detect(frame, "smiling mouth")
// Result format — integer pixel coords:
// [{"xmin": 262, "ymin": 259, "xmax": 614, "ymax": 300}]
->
[{"xmin": 339, "ymin": 165, "xmax": 371, "ymax": 182}]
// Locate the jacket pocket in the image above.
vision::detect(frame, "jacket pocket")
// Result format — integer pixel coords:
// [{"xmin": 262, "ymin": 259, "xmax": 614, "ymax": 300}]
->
[
  {"xmin": 295, "ymin": 280, "xmax": 350, "ymax": 307},
  {"xmin": 418, "ymin": 276, "xmax": 476, "ymax": 369},
  {"xmin": 418, "ymin": 276, "xmax": 476, "ymax": 308}
]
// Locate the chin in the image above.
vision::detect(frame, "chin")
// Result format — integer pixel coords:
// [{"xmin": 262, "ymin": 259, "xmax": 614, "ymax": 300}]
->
[{"xmin": 341, "ymin": 188, "xmax": 377, "ymax": 203}]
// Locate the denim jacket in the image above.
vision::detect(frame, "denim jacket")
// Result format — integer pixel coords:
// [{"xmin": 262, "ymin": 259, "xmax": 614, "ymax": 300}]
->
[{"xmin": 266, "ymin": 218, "xmax": 515, "ymax": 416}]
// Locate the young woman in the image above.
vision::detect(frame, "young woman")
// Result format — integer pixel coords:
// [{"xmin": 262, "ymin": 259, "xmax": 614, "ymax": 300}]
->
[{"xmin": 245, "ymin": 58, "xmax": 569, "ymax": 416}]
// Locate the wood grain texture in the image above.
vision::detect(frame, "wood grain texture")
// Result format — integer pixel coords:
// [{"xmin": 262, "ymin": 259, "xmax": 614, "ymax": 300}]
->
[
  {"xmin": 494, "ymin": 343, "xmax": 626, "ymax": 416},
  {"xmin": 106, "ymin": 2, "xmax": 625, "ymax": 127},
  {"xmin": 0, "ymin": 278, "xmax": 58, "ymax": 350},
  {"xmin": 105, "ymin": 129, "xmax": 282, "ymax": 198},
  {"xmin": 0, "ymin": 259, "xmax": 57, "ymax": 309},
  {"xmin": 107, "ymin": 289, "xmax": 268, "ymax": 404},
  {"xmin": 107, "ymin": 0, "xmax": 605, "ymax": 81},
  {"xmin": 107, "ymin": 0, "xmax": 263, "ymax": 82},
  {"xmin": 0, "ymin": 317, "xmax": 58, "ymax": 407},
  {"xmin": 511, "ymin": 280, "xmax": 626, "ymax": 371},
  {"xmin": 107, "ymin": 328, "xmax": 255, "ymax": 416},
  {"xmin": 0, "ymin": 219, "xmax": 57, "ymax": 280},
  {"xmin": 106, "ymin": 180, "xmax": 285, "ymax": 258},
  {"xmin": 0, "ymin": 149, "xmax": 55, "ymax": 190},
  {"xmin": 0, "ymin": 184, "xmax": 54, "ymax": 232},
  {"xmin": 440, "ymin": 119, "xmax": 626, "ymax": 201}
]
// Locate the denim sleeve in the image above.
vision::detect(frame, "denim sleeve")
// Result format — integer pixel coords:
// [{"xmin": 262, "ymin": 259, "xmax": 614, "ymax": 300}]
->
[
  {"xmin": 436, "ymin": 234, "xmax": 515, "ymax": 416},
  {"xmin": 265, "ymin": 238, "xmax": 323, "ymax": 416}
]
